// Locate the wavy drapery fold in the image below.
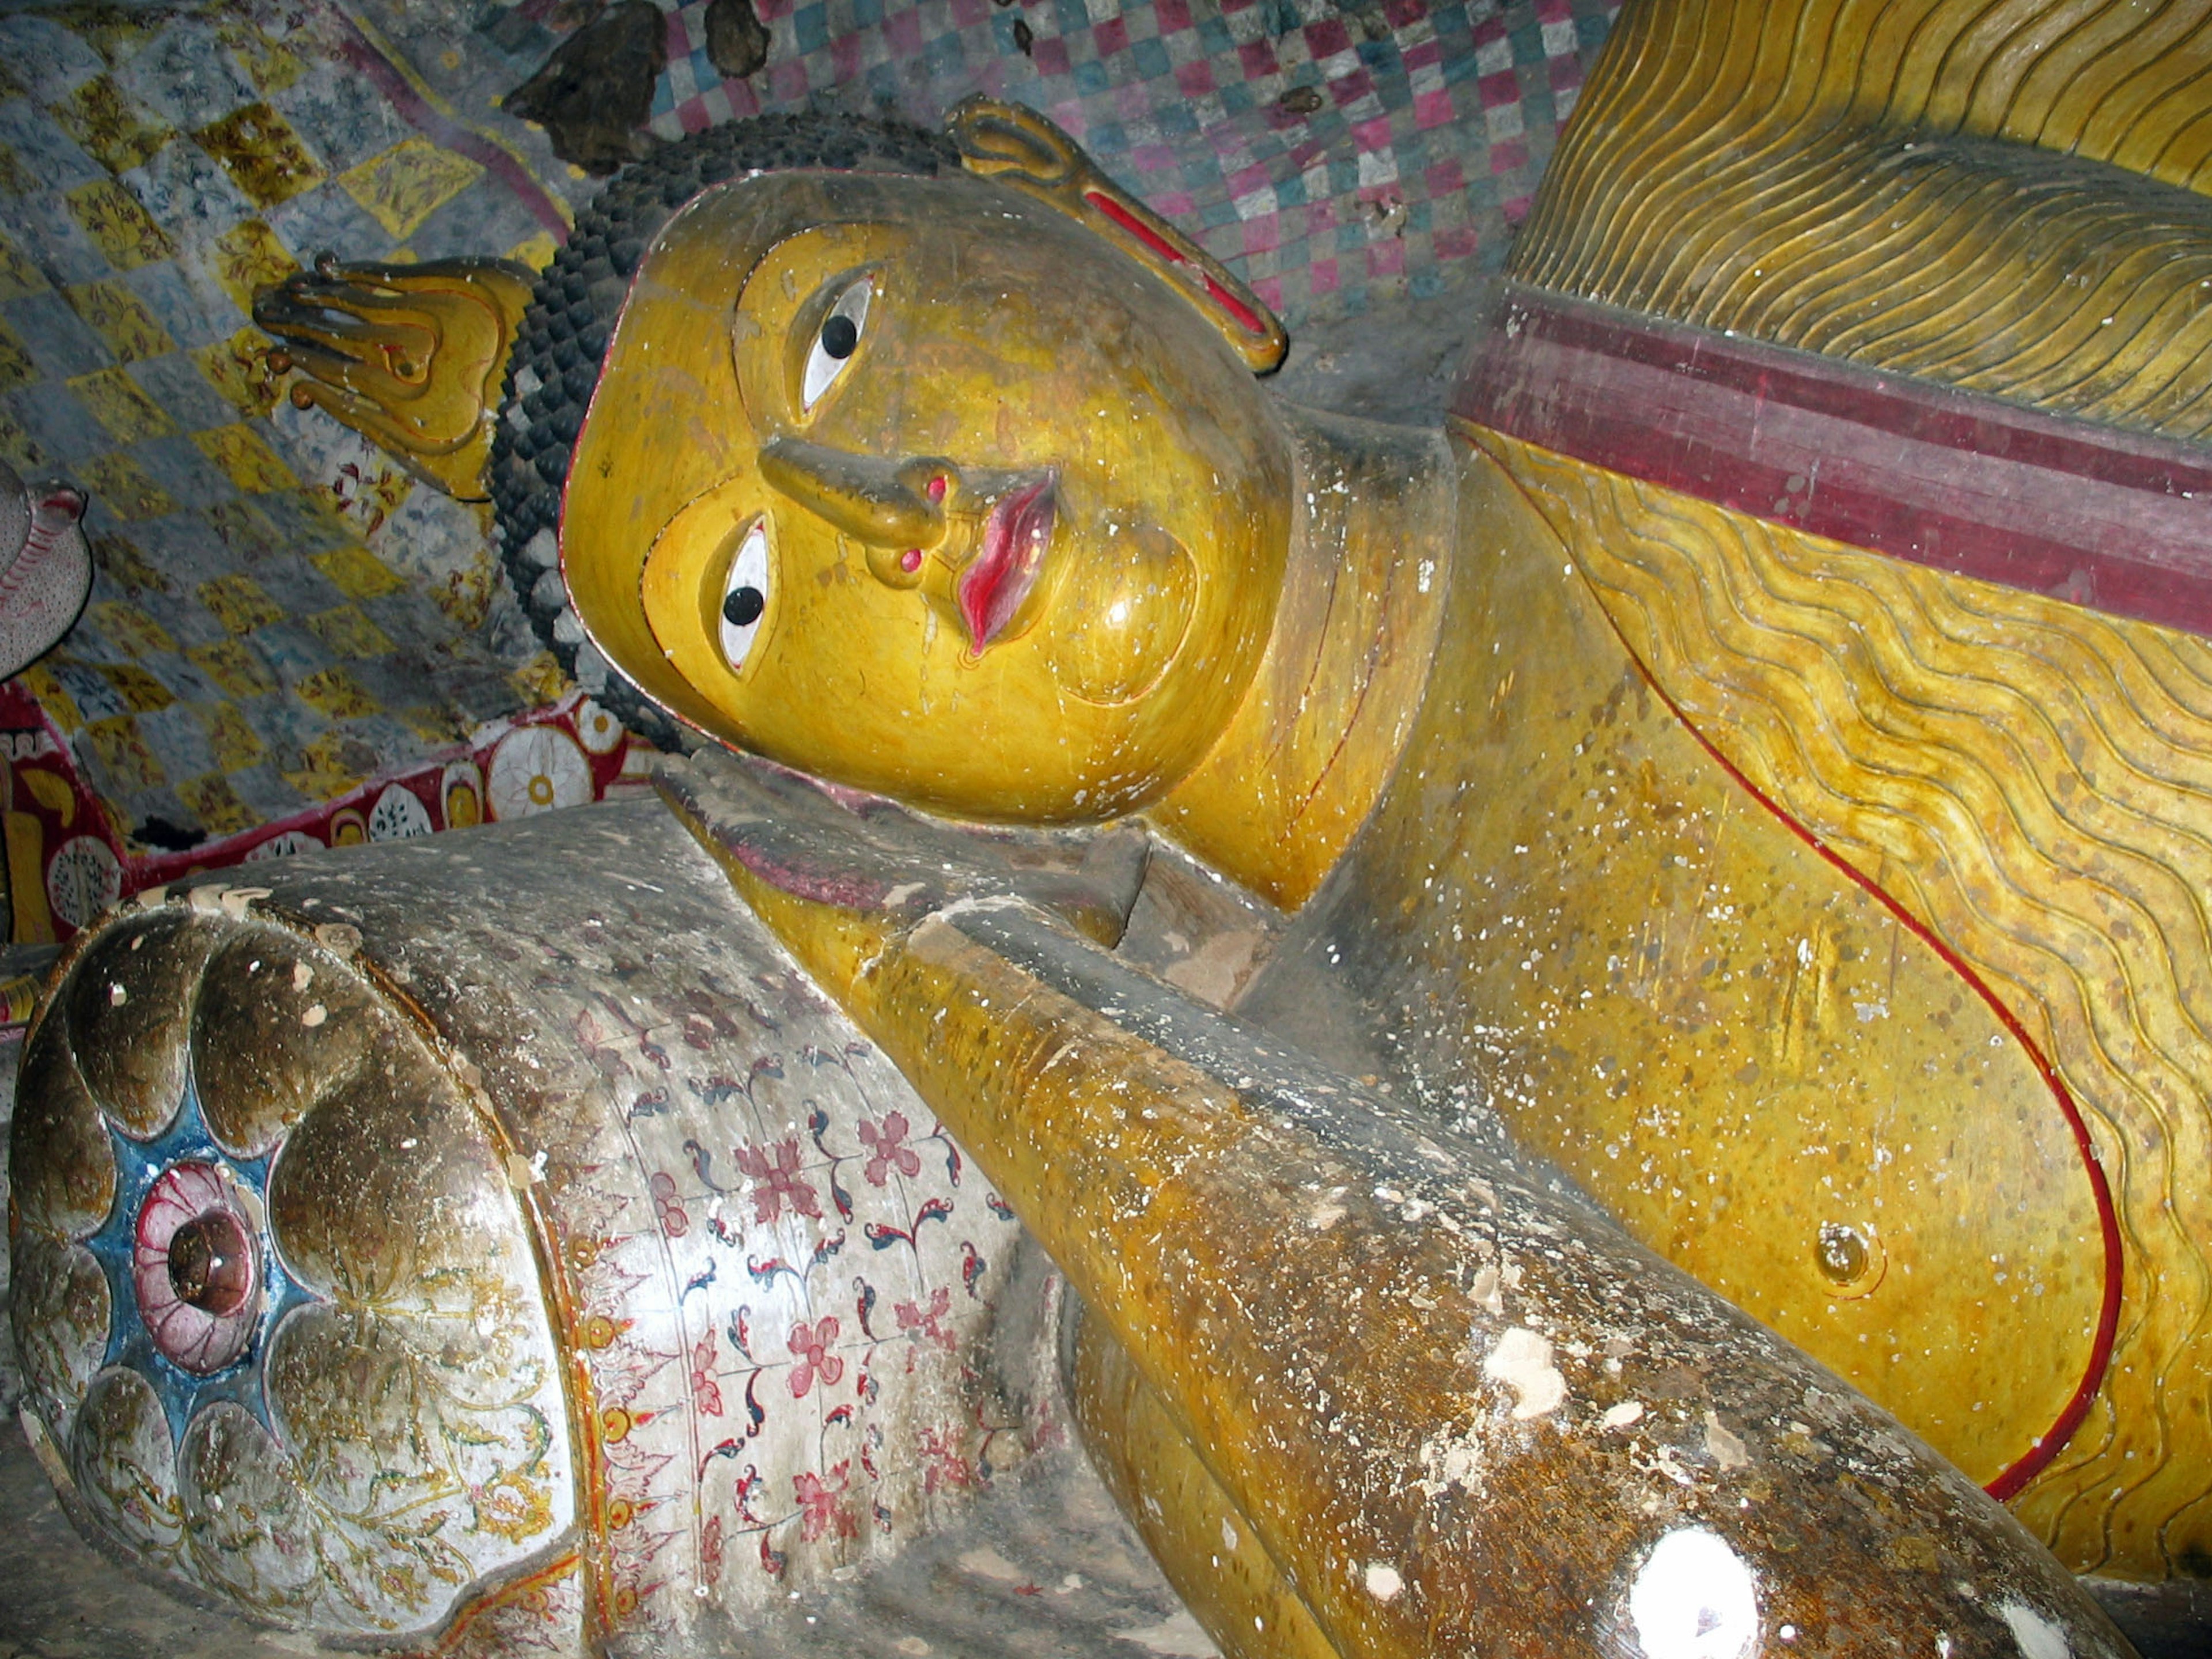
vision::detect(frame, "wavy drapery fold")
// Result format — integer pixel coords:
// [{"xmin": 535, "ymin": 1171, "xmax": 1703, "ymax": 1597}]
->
[{"xmin": 1483, "ymin": 428, "xmax": 2212, "ymax": 1574}]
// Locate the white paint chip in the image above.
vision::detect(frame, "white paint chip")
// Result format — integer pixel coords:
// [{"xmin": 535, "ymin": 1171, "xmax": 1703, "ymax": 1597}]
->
[
  {"xmin": 1601, "ymin": 1400, "xmax": 1645, "ymax": 1430},
  {"xmin": 1703, "ymin": 1410, "xmax": 1749, "ymax": 1469},
  {"xmin": 1112, "ymin": 1609, "xmax": 1220, "ymax": 1657},
  {"xmin": 1364, "ymin": 1562, "xmax": 1403, "ymax": 1601},
  {"xmin": 301, "ymin": 1003, "xmax": 327, "ymax": 1028},
  {"xmin": 1996, "ymin": 1600, "xmax": 2070, "ymax": 1659},
  {"xmin": 959, "ymin": 1546, "xmax": 1024, "ymax": 1583},
  {"xmin": 1627, "ymin": 1527, "xmax": 1759, "ymax": 1659},
  {"xmin": 1220, "ymin": 1516, "xmax": 1238, "ymax": 1552},
  {"xmin": 1484, "ymin": 1325, "xmax": 1567, "ymax": 1419}
]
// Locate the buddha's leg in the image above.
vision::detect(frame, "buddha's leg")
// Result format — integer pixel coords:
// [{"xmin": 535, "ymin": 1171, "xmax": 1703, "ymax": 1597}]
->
[{"xmin": 1067, "ymin": 1305, "xmax": 1339, "ymax": 1659}]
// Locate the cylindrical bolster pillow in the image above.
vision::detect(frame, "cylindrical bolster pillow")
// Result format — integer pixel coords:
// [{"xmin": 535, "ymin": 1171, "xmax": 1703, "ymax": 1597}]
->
[{"xmin": 7, "ymin": 799, "xmax": 1053, "ymax": 1650}]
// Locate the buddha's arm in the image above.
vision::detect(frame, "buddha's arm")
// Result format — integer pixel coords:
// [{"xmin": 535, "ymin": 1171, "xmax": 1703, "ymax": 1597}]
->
[{"xmin": 661, "ymin": 747, "xmax": 2133, "ymax": 1659}]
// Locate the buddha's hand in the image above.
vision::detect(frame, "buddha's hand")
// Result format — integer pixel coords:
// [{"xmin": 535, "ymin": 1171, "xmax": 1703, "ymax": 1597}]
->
[
  {"xmin": 657, "ymin": 747, "xmax": 1152, "ymax": 961},
  {"xmin": 252, "ymin": 256, "xmax": 533, "ymax": 502}
]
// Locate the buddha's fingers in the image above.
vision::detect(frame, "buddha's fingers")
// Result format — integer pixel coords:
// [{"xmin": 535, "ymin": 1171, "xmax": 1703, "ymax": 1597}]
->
[{"xmin": 662, "ymin": 751, "xmax": 2137, "ymax": 1659}]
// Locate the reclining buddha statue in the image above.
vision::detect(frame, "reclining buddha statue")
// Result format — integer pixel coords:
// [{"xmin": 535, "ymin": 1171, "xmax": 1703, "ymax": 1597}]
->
[{"xmin": 14, "ymin": 0, "xmax": 2212, "ymax": 1652}]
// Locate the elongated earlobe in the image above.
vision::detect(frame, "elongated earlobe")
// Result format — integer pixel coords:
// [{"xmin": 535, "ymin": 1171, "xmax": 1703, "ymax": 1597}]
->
[{"xmin": 948, "ymin": 96, "xmax": 1288, "ymax": 374}]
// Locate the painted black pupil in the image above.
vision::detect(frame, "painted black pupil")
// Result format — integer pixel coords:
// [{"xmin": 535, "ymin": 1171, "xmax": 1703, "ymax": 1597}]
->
[
  {"xmin": 724, "ymin": 586, "xmax": 766, "ymax": 628},
  {"xmin": 821, "ymin": 313, "xmax": 859, "ymax": 360}
]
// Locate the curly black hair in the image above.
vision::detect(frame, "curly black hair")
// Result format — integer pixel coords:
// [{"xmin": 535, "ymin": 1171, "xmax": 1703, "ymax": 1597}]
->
[{"xmin": 487, "ymin": 112, "xmax": 957, "ymax": 749}]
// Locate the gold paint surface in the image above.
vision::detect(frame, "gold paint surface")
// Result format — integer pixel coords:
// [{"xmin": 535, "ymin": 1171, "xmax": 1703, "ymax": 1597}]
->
[
  {"xmin": 1070, "ymin": 1309, "xmax": 1342, "ymax": 1659},
  {"xmin": 1514, "ymin": 0, "xmax": 2212, "ymax": 440},
  {"xmin": 698, "ymin": 800, "xmax": 2124, "ymax": 1653},
  {"xmin": 948, "ymin": 98, "xmax": 1287, "ymax": 373},
  {"xmin": 1479, "ymin": 429, "xmax": 2212, "ymax": 1576},
  {"xmin": 1152, "ymin": 414, "xmax": 1453, "ymax": 907}
]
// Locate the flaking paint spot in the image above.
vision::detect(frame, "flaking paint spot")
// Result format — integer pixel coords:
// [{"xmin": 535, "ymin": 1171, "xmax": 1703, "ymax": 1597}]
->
[
  {"xmin": 1703, "ymin": 1410, "xmax": 1749, "ymax": 1469},
  {"xmin": 1484, "ymin": 1325, "xmax": 1566, "ymax": 1419},
  {"xmin": 1996, "ymin": 1600, "xmax": 2069, "ymax": 1659},
  {"xmin": 1113, "ymin": 1609, "xmax": 1220, "ymax": 1656},
  {"xmin": 1365, "ymin": 1562, "xmax": 1403, "ymax": 1601}
]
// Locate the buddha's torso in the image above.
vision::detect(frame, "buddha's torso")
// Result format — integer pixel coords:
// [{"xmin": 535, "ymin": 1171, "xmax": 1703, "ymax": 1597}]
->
[{"xmin": 1239, "ymin": 435, "xmax": 2121, "ymax": 1516}]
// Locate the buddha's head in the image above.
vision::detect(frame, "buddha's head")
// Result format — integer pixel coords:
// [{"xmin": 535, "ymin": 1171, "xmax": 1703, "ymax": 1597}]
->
[{"xmin": 562, "ymin": 101, "xmax": 1295, "ymax": 823}]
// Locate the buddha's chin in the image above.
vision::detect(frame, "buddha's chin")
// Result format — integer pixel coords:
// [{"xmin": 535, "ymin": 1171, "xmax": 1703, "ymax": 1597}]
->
[{"xmin": 1039, "ymin": 523, "xmax": 1197, "ymax": 706}]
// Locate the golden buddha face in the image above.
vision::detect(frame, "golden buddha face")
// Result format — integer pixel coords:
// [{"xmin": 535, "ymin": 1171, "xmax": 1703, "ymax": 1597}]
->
[{"xmin": 563, "ymin": 168, "xmax": 1293, "ymax": 821}]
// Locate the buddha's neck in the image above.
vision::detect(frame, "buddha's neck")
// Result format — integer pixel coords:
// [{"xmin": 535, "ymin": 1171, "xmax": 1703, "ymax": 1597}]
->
[{"xmin": 1150, "ymin": 406, "xmax": 1455, "ymax": 909}]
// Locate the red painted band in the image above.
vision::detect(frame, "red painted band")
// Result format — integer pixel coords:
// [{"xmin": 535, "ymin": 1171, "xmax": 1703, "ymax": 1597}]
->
[
  {"xmin": 1454, "ymin": 284, "xmax": 2212, "ymax": 639},
  {"xmin": 327, "ymin": 10, "xmax": 573, "ymax": 244},
  {"xmin": 1084, "ymin": 189, "xmax": 1267, "ymax": 338},
  {"xmin": 1478, "ymin": 290, "xmax": 2212, "ymax": 497}
]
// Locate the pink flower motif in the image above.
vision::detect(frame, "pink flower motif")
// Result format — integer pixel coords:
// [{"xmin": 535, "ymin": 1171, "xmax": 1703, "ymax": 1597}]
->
[
  {"xmin": 133, "ymin": 1161, "xmax": 260, "ymax": 1375},
  {"xmin": 857, "ymin": 1111, "xmax": 922, "ymax": 1187},
  {"xmin": 691, "ymin": 1329, "xmax": 722, "ymax": 1417},
  {"xmin": 787, "ymin": 1316, "xmax": 844, "ymax": 1398},
  {"xmin": 702, "ymin": 1513, "xmax": 725, "ymax": 1575},
  {"xmin": 894, "ymin": 1286, "xmax": 956, "ymax": 1370},
  {"xmin": 793, "ymin": 1461, "xmax": 857, "ymax": 1543},
  {"xmin": 918, "ymin": 1425, "xmax": 972, "ymax": 1495},
  {"xmin": 734, "ymin": 1137, "xmax": 822, "ymax": 1224},
  {"xmin": 649, "ymin": 1171, "xmax": 689, "ymax": 1237}
]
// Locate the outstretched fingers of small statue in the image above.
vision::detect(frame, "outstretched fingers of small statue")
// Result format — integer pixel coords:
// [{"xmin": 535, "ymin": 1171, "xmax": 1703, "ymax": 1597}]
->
[
  {"xmin": 284, "ymin": 373, "xmax": 477, "ymax": 460},
  {"xmin": 319, "ymin": 257, "xmax": 520, "ymax": 301},
  {"xmin": 255, "ymin": 284, "xmax": 442, "ymax": 379}
]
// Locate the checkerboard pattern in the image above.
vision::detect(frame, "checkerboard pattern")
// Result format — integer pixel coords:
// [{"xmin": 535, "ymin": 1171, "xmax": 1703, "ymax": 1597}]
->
[
  {"xmin": 646, "ymin": 0, "xmax": 1622, "ymax": 327},
  {"xmin": 0, "ymin": 6, "xmax": 573, "ymax": 856}
]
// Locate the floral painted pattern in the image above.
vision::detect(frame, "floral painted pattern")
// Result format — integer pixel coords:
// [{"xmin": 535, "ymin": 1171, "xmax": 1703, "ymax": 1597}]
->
[
  {"xmin": 0, "ymin": 683, "xmax": 650, "ymax": 953},
  {"xmin": 13, "ymin": 797, "xmax": 1059, "ymax": 1649}
]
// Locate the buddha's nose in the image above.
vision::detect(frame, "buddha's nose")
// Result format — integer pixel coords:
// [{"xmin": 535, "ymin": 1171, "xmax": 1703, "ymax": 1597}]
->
[{"xmin": 759, "ymin": 437, "xmax": 953, "ymax": 556}]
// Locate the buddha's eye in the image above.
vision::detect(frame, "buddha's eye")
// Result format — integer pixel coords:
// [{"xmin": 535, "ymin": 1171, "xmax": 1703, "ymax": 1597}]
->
[
  {"xmin": 719, "ymin": 518, "xmax": 770, "ymax": 671},
  {"xmin": 801, "ymin": 277, "xmax": 872, "ymax": 412}
]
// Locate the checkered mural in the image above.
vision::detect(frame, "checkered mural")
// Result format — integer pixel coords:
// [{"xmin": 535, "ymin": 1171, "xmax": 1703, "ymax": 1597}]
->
[
  {"xmin": 645, "ymin": 0, "xmax": 1620, "ymax": 326},
  {"xmin": 0, "ymin": 6, "xmax": 589, "ymax": 876},
  {"xmin": 0, "ymin": 0, "xmax": 1616, "ymax": 925}
]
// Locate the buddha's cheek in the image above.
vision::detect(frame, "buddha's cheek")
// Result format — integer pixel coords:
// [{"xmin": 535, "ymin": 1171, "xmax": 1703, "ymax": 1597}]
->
[{"xmin": 1039, "ymin": 526, "xmax": 1195, "ymax": 706}]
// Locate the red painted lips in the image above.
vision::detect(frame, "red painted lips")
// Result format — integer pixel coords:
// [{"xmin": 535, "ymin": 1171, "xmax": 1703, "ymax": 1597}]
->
[{"xmin": 957, "ymin": 476, "xmax": 1056, "ymax": 656}]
